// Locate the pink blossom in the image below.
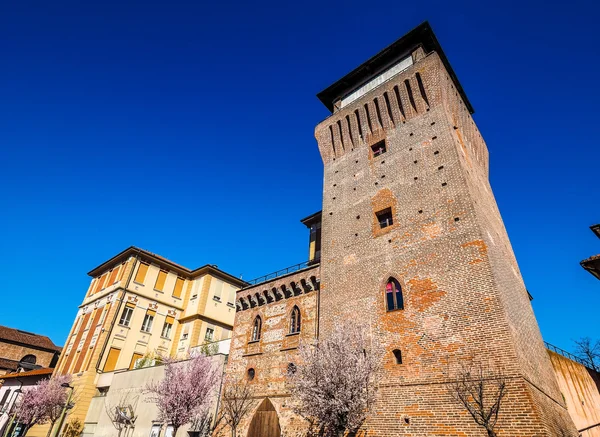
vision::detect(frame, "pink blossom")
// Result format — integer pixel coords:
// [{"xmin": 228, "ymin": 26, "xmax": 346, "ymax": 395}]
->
[{"xmin": 145, "ymin": 353, "xmax": 219, "ymax": 437}]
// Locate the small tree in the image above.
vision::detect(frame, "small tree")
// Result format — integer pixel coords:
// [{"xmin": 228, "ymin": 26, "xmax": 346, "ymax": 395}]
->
[
  {"xmin": 214, "ymin": 379, "xmax": 254, "ymax": 437},
  {"xmin": 574, "ymin": 337, "xmax": 600, "ymax": 372},
  {"xmin": 15, "ymin": 375, "xmax": 72, "ymax": 436},
  {"xmin": 105, "ymin": 393, "xmax": 138, "ymax": 437},
  {"xmin": 145, "ymin": 353, "xmax": 219, "ymax": 437},
  {"xmin": 14, "ymin": 386, "xmax": 47, "ymax": 434},
  {"xmin": 287, "ymin": 323, "xmax": 380, "ymax": 437},
  {"xmin": 41, "ymin": 375, "xmax": 73, "ymax": 437},
  {"xmin": 450, "ymin": 364, "xmax": 507, "ymax": 437}
]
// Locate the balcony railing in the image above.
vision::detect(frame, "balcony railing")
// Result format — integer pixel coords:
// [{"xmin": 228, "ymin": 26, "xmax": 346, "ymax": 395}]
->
[
  {"xmin": 544, "ymin": 341, "xmax": 591, "ymax": 368},
  {"xmin": 244, "ymin": 259, "xmax": 319, "ymax": 288}
]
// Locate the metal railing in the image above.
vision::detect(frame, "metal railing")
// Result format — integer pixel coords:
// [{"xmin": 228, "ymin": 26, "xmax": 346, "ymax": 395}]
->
[
  {"xmin": 244, "ymin": 259, "xmax": 318, "ymax": 288},
  {"xmin": 544, "ymin": 341, "xmax": 591, "ymax": 368}
]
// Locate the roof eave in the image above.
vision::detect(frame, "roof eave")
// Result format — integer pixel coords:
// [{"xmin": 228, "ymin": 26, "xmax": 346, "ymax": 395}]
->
[{"xmin": 316, "ymin": 21, "xmax": 474, "ymax": 115}]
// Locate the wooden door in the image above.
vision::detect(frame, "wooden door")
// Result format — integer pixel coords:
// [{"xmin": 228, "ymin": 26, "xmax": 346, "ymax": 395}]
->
[{"xmin": 247, "ymin": 398, "xmax": 281, "ymax": 437}]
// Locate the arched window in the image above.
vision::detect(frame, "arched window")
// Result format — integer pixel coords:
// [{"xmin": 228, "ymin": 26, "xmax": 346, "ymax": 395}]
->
[
  {"xmin": 290, "ymin": 306, "xmax": 301, "ymax": 334},
  {"xmin": 20, "ymin": 354, "xmax": 37, "ymax": 365},
  {"xmin": 251, "ymin": 316, "xmax": 262, "ymax": 342},
  {"xmin": 385, "ymin": 278, "xmax": 404, "ymax": 311}
]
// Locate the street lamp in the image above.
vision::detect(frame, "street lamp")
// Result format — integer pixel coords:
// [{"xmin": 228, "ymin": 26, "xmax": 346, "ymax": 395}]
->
[{"xmin": 50, "ymin": 384, "xmax": 74, "ymax": 437}]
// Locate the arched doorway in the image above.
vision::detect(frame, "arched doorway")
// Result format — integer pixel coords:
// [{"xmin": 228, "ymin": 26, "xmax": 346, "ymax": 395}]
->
[{"xmin": 247, "ymin": 398, "xmax": 281, "ymax": 437}]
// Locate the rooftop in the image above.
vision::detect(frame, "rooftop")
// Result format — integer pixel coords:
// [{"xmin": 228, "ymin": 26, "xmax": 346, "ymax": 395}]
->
[
  {"xmin": 316, "ymin": 21, "xmax": 473, "ymax": 114},
  {"xmin": 0, "ymin": 325, "xmax": 61, "ymax": 352},
  {"xmin": 87, "ymin": 246, "xmax": 248, "ymax": 287},
  {"xmin": 581, "ymin": 254, "xmax": 600, "ymax": 280},
  {"xmin": 0, "ymin": 367, "xmax": 54, "ymax": 380}
]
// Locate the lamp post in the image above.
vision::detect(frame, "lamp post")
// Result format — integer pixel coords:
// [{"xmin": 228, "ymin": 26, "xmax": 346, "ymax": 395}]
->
[
  {"xmin": 2, "ymin": 388, "xmax": 23, "ymax": 437},
  {"xmin": 49, "ymin": 384, "xmax": 74, "ymax": 437}
]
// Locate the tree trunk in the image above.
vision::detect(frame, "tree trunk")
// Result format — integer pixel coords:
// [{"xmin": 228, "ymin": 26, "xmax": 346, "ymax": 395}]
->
[
  {"xmin": 173, "ymin": 427, "xmax": 179, "ymax": 437},
  {"xmin": 486, "ymin": 430, "xmax": 497, "ymax": 437},
  {"xmin": 231, "ymin": 427, "xmax": 236, "ymax": 437},
  {"xmin": 46, "ymin": 421, "xmax": 56, "ymax": 437}
]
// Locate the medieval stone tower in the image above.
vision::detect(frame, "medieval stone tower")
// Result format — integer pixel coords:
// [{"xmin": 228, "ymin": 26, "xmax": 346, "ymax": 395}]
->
[{"xmin": 314, "ymin": 22, "xmax": 578, "ymax": 436}]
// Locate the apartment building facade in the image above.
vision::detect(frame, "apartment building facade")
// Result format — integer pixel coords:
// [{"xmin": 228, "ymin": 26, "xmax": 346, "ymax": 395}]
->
[{"xmin": 30, "ymin": 247, "xmax": 246, "ymax": 437}]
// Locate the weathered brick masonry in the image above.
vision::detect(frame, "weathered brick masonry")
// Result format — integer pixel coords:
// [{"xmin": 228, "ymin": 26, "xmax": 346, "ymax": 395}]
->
[{"xmin": 224, "ymin": 22, "xmax": 579, "ymax": 436}]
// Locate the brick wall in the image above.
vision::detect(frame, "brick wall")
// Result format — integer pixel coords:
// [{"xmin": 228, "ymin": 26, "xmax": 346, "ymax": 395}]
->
[
  {"xmin": 219, "ymin": 266, "xmax": 319, "ymax": 436},
  {"xmin": 0, "ymin": 341, "xmax": 56, "ymax": 369},
  {"xmin": 312, "ymin": 49, "xmax": 578, "ymax": 436}
]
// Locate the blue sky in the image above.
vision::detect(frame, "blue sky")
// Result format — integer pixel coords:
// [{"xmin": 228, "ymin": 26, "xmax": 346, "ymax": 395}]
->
[{"xmin": 1, "ymin": 0, "xmax": 598, "ymax": 351}]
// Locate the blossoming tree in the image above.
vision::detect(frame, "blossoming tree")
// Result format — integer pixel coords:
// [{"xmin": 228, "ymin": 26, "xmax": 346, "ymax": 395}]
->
[
  {"xmin": 145, "ymin": 353, "xmax": 219, "ymax": 437},
  {"xmin": 14, "ymin": 375, "xmax": 72, "ymax": 437},
  {"xmin": 287, "ymin": 323, "xmax": 380, "ymax": 437}
]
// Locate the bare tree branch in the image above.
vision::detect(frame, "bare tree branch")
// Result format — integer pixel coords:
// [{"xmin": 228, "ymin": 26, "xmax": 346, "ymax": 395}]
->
[
  {"xmin": 574, "ymin": 337, "xmax": 600, "ymax": 372},
  {"xmin": 213, "ymin": 379, "xmax": 254, "ymax": 437},
  {"xmin": 449, "ymin": 364, "xmax": 507, "ymax": 437}
]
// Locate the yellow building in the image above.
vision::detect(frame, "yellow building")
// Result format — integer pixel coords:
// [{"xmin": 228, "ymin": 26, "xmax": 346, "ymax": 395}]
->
[{"xmin": 29, "ymin": 246, "xmax": 246, "ymax": 437}]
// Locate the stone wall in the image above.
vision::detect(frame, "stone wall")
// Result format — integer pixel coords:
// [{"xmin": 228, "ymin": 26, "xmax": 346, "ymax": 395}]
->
[{"xmin": 548, "ymin": 350, "xmax": 600, "ymax": 436}]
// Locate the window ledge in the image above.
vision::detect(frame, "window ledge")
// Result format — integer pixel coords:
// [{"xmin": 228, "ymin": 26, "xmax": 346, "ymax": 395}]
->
[
  {"xmin": 227, "ymin": 302, "xmax": 235, "ymax": 308},
  {"xmin": 285, "ymin": 332, "xmax": 301, "ymax": 337},
  {"xmin": 140, "ymin": 330, "xmax": 152, "ymax": 335},
  {"xmin": 213, "ymin": 296, "xmax": 221, "ymax": 302},
  {"xmin": 242, "ymin": 352, "xmax": 263, "ymax": 357},
  {"xmin": 280, "ymin": 346, "xmax": 298, "ymax": 352},
  {"xmin": 160, "ymin": 336, "xmax": 171, "ymax": 340},
  {"xmin": 386, "ymin": 308, "xmax": 405, "ymax": 313},
  {"xmin": 133, "ymin": 281, "xmax": 145, "ymax": 286},
  {"xmin": 117, "ymin": 324, "xmax": 130, "ymax": 329},
  {"xmin": 153, "ymin": 289, "xmax": 164, "ymax": 293},
  {"xmin": 247, "ymin": 340, "xmax": 260, "ymax": 345}
]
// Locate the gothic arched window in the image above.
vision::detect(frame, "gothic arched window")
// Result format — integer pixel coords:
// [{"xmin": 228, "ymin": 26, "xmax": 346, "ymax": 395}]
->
[
  {"xmin": 251, "ymin": 316, "xmax": 262, "ymax": 342},
  {"xmin": 385, "ymin": 278, "xmax": 404, "ymax": 311},
  {"xmin": 290, "ymin": 306, "xmax": 301, "ymax": 334}
]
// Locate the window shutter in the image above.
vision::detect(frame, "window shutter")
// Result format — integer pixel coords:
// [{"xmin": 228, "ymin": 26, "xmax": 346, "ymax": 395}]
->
[
  {"xmin": 213, "ymin": 281, "xmax": 223, "ymax": 300},
  {"xmin": 103, "ymin": 347, "xmax": 121, "ymax": 372},
  {"xmin": 173, "ymin": 277, "xmax": 184, "ymax": 298},
  {"xmin": 155, "ymin": 270, "xmax": 167, "ymax": 291},
  {"xmin": 129, "ymin": 353, "xmax": 143, "ymax": 370},
  {"xmin": 228, "ymin": 287, "xmax": 236, "ymax": 304},
  {"xmin": 134, "ymin": 262, "xmax": 149, "ymax": 284},
  {"xmin": 146, "ymin": 308, "xmax": 156, "ymax": 317},
  {"xmin": 165, "ymin": 315, "xmax": 174, "ymax": 324}
]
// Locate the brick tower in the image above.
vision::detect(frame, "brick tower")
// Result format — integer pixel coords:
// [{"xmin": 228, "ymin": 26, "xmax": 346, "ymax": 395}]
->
[{"xmin": 314, "ymin": 22, "xmax": 577, "ymax": 436}]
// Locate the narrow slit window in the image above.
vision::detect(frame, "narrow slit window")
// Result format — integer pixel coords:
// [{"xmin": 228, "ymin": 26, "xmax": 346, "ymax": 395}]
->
[
  {"xmin": 345, "ymin": 115, "xmax": 354, "ymax": 145},
  {"xmin": 354, "ymin": 109, "xmax": 363, "ymax": 138},
  {"xmin": 371, "ymin": 140, "xmax": 386, "ymax": 157},
  {"xmin": 416, "ymin": 73, "xmax": 429, "ymax": 106},
  {"xmin": 404, "ymin": 79, "xmax": 417, "ymax": 111},
  {"xmin": 383, "ymin": 92, "xmax": 395, "ymax": 125},
  {"xmin": 393, "ymin": 349, "xmax": 403, "ymax": 364},
  {"xmin": 329, "ymin": 125, "xmax": 337, "ymax": 157},
  {"xmin": 364, "ymin": 103, "xmax": 373, "ymax": 133},
  {"xmin": 373, "ymin": 98, "xmax": 384, "ymax": 127},
  {"xmin": 393, "ymin": 85, "xmax": 405, "ymax": 118},
  {"xmin": 336, "ymin": 120, "xmax": 345, "ymax": 150},
  {"xmin": 376, "ymin": 207, "xmax": 394, "ymax": 229},
  {"xmin": 385, "ymin": 278, "xmax": 404, "ymax": 311}
]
